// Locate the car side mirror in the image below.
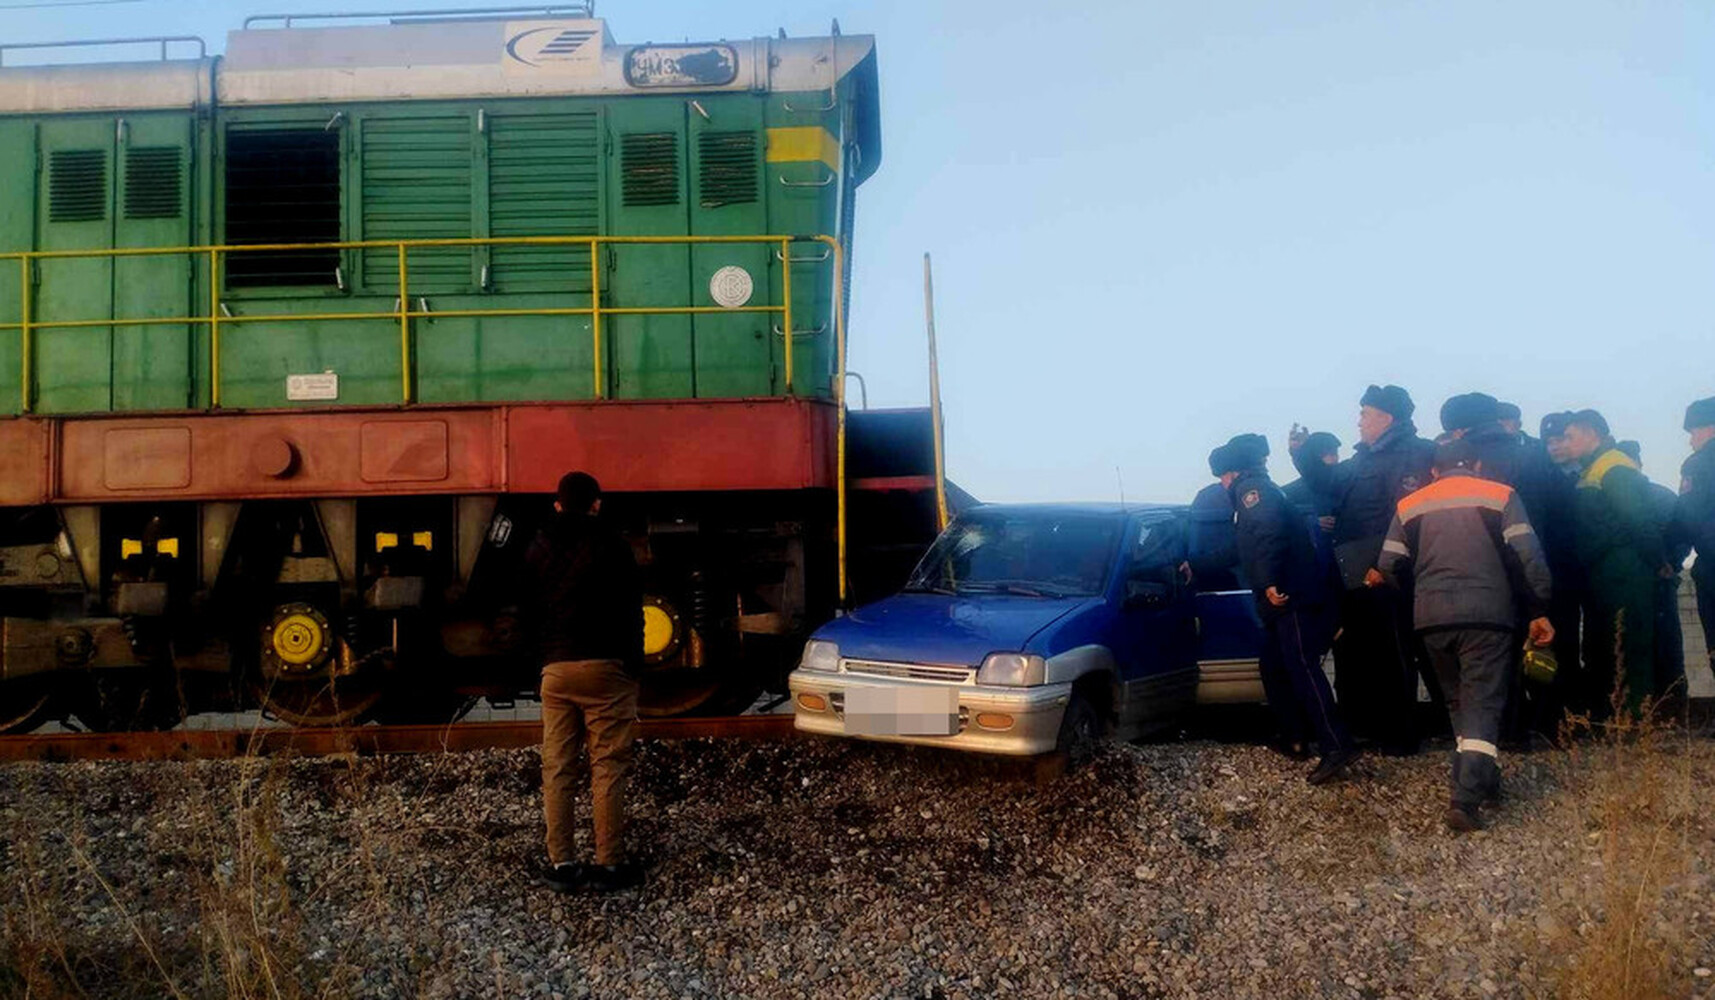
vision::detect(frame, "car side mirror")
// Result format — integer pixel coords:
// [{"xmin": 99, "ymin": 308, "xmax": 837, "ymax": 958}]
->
[{"xmin": 1125, "ymin": 579, "xmax": 1172, "ymax": 609}]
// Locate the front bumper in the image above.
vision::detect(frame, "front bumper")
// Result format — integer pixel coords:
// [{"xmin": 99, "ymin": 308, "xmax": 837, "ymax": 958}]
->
[{"xmin": 787, "ymin": 669, "xmax": 1072, "ymax": 756}]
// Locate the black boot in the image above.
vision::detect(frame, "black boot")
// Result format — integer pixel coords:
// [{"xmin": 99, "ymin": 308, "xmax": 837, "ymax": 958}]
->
[
  {"xmin": 1306, "ymin": 747, "xmax": 1360, "ymax": 785},
  {"xmin": 1445, "ymin": 800, "xmax": 1482, "ymax": 833},
  {"xmin": 540, "ymin": 862, "xmax": 587, "ymax": 894},
  {"xmin": 585, "ymin": 862, "xmax": 644, "ymax": 893}
]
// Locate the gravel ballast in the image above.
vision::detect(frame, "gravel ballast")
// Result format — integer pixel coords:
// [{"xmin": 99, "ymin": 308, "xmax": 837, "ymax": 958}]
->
[{"xmin": 3, "ymin": 728, "xmax": 1712, "ymax": 999}]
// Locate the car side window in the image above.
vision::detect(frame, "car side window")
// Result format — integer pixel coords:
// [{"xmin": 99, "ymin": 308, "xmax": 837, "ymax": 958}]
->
[{"xmin": 1128, "ymin": 517, "xmax": 1185, "ymax": 585}]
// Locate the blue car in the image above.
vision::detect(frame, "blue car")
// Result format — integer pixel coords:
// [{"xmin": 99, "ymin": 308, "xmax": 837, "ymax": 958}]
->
[{"xmin": 789, "ymin": 503, "xmax": 1268, "ymax": 755}]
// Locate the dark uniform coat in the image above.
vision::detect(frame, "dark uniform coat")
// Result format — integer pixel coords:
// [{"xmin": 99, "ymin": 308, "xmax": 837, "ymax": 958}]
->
[
  {"xmin": 1230, "ymin": 470, "xmax": 1324, "ymax": 621},
  {"xmin": 1681, "ymin": 443, "xmax": 1715, "ymax": 590},
  {"xmin": 1292, "ymin": 419, "xmax": 1437, "ymax": 551}
]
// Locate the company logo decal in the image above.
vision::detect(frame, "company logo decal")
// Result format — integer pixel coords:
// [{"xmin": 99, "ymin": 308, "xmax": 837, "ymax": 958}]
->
[{"xmin": 506, "ymin": 25, "xmax": 600, "ymax": 67}]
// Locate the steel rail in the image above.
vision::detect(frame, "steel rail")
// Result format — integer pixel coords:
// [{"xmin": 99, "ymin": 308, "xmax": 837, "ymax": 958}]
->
[{"xmin": 0, "ymin": 714, "xmax": 796, "ymax": 763}]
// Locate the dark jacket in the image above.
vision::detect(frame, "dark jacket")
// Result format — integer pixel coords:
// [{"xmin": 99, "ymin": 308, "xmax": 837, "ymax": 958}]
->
[
  {"xmin": 525, "ymin": 512, "xmax": 645, "ymax": 669},
  {"xmin": 1676, "ymin": 442, "xmax": 1715, "ymax": 583},
  {"xmin": 1463, "ymin": 421, "xmax": 1579, "ymax": 586},
  {"xmin": 1574, "ymin": 444, "xmax": 1669, "ymax": 579},
  {"xmin": 1377, "ymin": 470, "xmax": 1552, "ymax": 633},
  {"xmin": 1230, "ymin": 469, "xmax": 1324, "ymax": 621},
  {"xmin": 1292, "ymin": 419, "xmax": 1437, "ymax": 546}
]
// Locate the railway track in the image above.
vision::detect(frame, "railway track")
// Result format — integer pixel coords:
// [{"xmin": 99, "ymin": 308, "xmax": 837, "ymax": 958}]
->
[{"xmin": 0, "ymin": 714, "xmax": 797, "ymax": 763}]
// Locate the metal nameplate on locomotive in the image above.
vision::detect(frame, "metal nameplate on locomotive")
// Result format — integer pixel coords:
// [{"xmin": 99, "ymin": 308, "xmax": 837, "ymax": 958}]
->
[{"xmin": 624, "ymin": 45, "xmax": 738, "ymax": 88}]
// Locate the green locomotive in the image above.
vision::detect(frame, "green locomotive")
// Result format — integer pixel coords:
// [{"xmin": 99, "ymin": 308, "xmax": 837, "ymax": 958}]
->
[{"xmin": 0, "ymin": 7, "xmax": 937, "ymax": 730}]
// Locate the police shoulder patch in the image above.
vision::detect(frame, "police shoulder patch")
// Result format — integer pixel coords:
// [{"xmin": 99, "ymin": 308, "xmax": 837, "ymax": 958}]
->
[
  {"xmin": 1242, "ymin": 489, "xmax": 1261, "ymax": 509},
  {"xmin": 1400, "ymin": 475, "xmax": 1421, "ymax": 493}
]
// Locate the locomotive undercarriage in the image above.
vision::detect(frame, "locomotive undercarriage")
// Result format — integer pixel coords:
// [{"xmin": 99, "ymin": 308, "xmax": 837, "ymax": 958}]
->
[{"xmin": 0, "ymin": 491, "xmax": 829, "ymax": 732}]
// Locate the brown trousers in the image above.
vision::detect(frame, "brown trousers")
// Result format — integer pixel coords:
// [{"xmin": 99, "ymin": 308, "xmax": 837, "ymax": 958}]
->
[{"xmin": 541, "ymin": 659, "xmax": 638, "ymax": 867}]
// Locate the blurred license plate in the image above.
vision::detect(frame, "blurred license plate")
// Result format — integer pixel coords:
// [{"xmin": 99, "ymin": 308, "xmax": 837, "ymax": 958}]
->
[{"xmin": 844, "ymin": 686, "xmax": 959, "ymax": 736}]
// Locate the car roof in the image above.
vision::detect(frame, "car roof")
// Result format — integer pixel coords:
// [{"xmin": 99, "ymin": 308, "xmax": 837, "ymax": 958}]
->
[{"xmin": 962, "ymin": 501, "xmax": 1184, "ymax": 518}]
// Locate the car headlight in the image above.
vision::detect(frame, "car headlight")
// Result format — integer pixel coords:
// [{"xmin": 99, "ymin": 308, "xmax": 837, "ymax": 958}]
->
[
  {"xmin": 977, "ymin": 652, "xmax": 1046, "ymax": 686},
  {"xmin": 800, "ymin": 639, "xmax": 840, "ymax": 672}
]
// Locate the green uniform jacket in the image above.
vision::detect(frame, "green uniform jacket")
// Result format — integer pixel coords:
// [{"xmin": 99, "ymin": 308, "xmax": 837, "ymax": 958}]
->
[{"xmin": 1573, "ymin": 444, "xmax": 1667, "ymax": 577}]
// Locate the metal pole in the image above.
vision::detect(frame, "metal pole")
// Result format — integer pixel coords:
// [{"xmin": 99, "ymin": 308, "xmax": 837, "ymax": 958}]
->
[
  {"xmin": 589, "ymin": 237, "xmax": 603, "ymax": 399},
  {"xmin": 923, "ymin": 253, "xmax": 949, "ymax": 531},
  {"xmin": 824, "ymin": 235, "xmax": 848, "ymax": 607},
  {"xmin": 398, "ymin": 244, "xmax": 412, "ymax": 404},
  {"xmin": 18, "ymin": 257, "xmax": 30, "ymax": 414},
  {"xmin": 208, "ymin": 249, "xmax": 220, "ymax": 408},
  {"xmin": 780, "ymin": 238, "xmax": 794, "ymax": 394}
]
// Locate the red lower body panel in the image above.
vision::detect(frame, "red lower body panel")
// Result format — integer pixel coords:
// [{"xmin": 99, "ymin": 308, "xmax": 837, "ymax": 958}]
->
[{"xmin": 0, "ymin": 398, "xmax": 836, "ymax": 505}]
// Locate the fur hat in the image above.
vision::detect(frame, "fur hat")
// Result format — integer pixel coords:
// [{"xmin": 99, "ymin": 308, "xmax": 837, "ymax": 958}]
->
[
  {"xmin": 1685, "ymin": 396, "xmax": 1715, "ymax": 432},
  {"xmin": 1208, "ymin": 434, "xmax": 1269, "ymax": 476},
  {"xmin": 1439, "ymin": 392, "xmax": 1501, "ymax": 433},
  {"xmin": 1360, "ymin": 384, "xmax": 1414, "ymax": 421}
]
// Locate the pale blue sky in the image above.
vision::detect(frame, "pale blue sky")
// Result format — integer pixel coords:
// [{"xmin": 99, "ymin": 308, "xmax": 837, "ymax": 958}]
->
[{"xmin": 6, "ymin": 1, "xmax": 1710, "ymax": 503}]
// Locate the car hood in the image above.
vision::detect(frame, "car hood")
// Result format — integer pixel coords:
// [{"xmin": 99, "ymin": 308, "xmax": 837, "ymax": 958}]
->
[{"xmin": 812, "ymin": 593, "xmax": 1094, "ymax": 667}]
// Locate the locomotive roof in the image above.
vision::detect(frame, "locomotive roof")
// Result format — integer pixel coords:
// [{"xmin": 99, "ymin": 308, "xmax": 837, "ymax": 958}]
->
[{"xmin": 0, "ymin": 13, "xmax": 877, "ymax": 117}]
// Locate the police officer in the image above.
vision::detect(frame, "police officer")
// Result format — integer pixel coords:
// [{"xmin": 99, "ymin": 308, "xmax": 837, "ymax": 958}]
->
[
  {"xmin": 1541, "ymin": 412, "xmax": 1581, "ymax": 477},
  {"xmin": 1211, "ymin": 434, "xmax": 1359, "ymax": 784},
  {"xmin": 1681, "ymin": 397, "xmax": 1715, "ymax": 673},
  {"xmin": 1561, "ymin": 411, "xmax": 1673, "ymax": 717},
  {"xmin": 1289, "ymin": 384, "xmax": 1437, "ymax": 755},
  {"xmin": 1616, "ymin": 440, "xmax": 1691, "ymax": 704},
  {"xmin": 1373, "ymin": 438, "xmax": 1554, "ymax": 831},
  {"xmin": 1440, "ymin": 392, "xmax": 1577, "ymax": 741},
  {"xmin": 1496, "ymin": 401, "xmax": 1530, "ymax": 444}
]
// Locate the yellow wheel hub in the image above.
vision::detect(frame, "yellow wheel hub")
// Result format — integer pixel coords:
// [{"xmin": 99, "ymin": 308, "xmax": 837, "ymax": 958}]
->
[
  {"xmin": 642, "ymin": 603, "xmax": 677, "ymax": 658},
  {"xmin": 271, "ymin": 612, "xmax": 327, "ymax": 667}
]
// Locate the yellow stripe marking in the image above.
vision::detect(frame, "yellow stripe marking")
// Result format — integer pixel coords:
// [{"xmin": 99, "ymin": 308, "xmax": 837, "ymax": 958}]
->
[{"xmin": 765, "ymin": 126, "xmax": 841, "ymax": 173}]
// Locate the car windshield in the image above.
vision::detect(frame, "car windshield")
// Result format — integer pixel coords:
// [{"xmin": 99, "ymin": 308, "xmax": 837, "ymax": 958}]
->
[{"xmin": 905, "ymin": 511, "xmax": 1123, "ymax": 598}]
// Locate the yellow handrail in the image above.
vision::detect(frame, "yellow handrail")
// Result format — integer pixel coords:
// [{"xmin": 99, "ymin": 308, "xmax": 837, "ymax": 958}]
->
[
  {"xmin": 17, "ymin": 256, "xmax": 29, "ymax": 414},
  {"xmin": 0, "ymin": 233, "xmax": 835, "ymax": 407},
  {"xmin": 814, "ymin": 234, "xmax": 850, "ymax": 607}
]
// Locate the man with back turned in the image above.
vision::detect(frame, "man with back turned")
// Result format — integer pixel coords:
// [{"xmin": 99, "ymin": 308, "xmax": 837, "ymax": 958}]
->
[{"xmin": 528, "ymin": 471, "xmax": 646, "ymax": 894}]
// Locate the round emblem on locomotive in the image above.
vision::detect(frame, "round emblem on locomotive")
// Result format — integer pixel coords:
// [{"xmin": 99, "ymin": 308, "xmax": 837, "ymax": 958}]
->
[{"xmin": 709, "ymin": 265, "xmax": 754, "ymax": 308}]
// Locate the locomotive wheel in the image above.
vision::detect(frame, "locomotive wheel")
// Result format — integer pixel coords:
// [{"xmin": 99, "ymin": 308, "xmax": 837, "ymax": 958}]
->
[
  {"xmin": 71, "ymin": 671, "xmax": 185, "ymax": 732},
  {"xmin": 252, "ymin": 604, "xmax": 383, "ymax": 727},
  {"xmin": 0, "ymin": 675, "xmax": 58, "ymax": 734},
  {"xmin": 636, "ymin": 666, "xmax": 763, "ymax": 717}
]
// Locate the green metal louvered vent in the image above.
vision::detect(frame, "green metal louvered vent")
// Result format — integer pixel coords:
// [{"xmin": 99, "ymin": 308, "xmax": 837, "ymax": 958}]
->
[
  {"xmin": 621, "ymin": 132, "xmax": 679, "ymax": 207},
  {"xmin": 698, "ymin": 131, "xmax": 758, "ymax": 208},
  {"xmin": 489, "ymin": 112, "xmax": 599, "ymax": 291},
  {"xmin": 124, "ymin": 147, "xmax": 182, "ymax": 220},
  {"xmin": 361, "ymin": 115, "xmax": 474, "ymax": 290},
  {"xmin": 48, "ymin": 149, "xmax": 107, "ymax": 223}
]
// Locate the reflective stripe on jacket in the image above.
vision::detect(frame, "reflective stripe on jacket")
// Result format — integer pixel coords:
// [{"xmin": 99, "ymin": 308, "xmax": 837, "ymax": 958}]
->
[{"xmin": 1377, "ymin": 470, "xmax": 1553, "ymax": 633}]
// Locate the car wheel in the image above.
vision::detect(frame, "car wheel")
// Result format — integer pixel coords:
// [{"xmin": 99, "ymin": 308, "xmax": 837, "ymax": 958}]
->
[{"xmin": 1055, "ymin": 691, "xmax": 1103, "ymax": 762}]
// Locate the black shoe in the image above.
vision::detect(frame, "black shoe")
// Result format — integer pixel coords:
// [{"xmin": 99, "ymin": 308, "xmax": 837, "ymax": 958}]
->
[
  {"xmin": 1306, "ymin": 748, "xmax": 1360, "ymax": 785},
  {"xmin": 1270, "ymin": 739, "xmax": 1312, "ymax": 762},
  {"xmin": 585, "ymin": 862, "xmax": 644, "ymax": 893},
  {"xmin": 540, "ymin": 862, "xmax": 587, "ymax": 894},
  {"xmin": 1444, "ymin": 803, "xmax": 1482, "ymax": 833}
]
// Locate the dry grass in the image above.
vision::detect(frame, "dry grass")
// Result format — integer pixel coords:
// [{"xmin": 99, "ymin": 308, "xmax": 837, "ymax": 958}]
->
[{"xmin": 1529, "ymin": 611, "xmax": 1712, "ymax": 1000}]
